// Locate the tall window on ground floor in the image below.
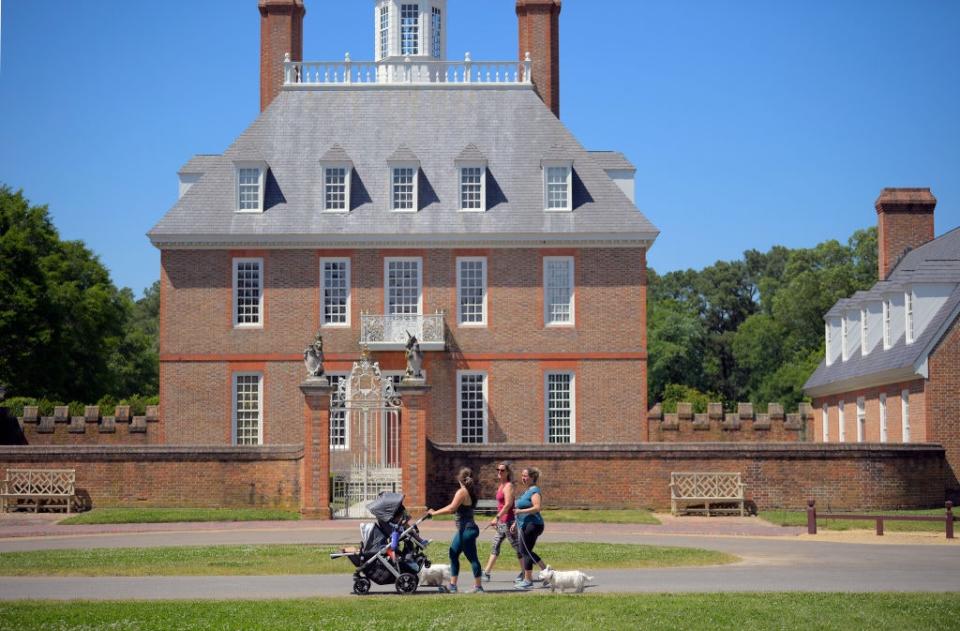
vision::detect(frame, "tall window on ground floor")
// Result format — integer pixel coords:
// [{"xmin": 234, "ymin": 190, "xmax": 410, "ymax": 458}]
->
[
  {"xmin": 838, "ymin": 400, "xmax": 846, "ymax": 443},
  {"xmin": 233, "ymin": 373, "xmax": 262, "ymax": 446},
  {"xmin": 822, "ymin": 403, "xmax": 829, "ymax": 442},
  {"xmin": 546, "ymin": 372, "xmax": 574, "ymax": 443},
  {"xmin": 328, "ymin": 373, "xmax": 348, "ymax": 450},
  {"xmin": 901, "ymin": 390, "xmax": 911, "ymax": 443},
  {"xmin": 856, "ymin": 397, "xmax": 865, "ymax": 443},
  {"xmin": 879, "ymin": 393, "xmax": 888, "ymax": 443},
  {"xmin": 457, "ymin": 371, "xmax": 487, "ymax": 444},
  {"xmin": 321, "ymin": 259, "xmax": 350, "ymax": 326}
]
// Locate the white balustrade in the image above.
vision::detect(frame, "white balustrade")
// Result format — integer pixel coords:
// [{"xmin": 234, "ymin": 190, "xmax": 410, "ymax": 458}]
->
[
  {"xmin": 284, "ymin": 52, "xmax": 533, "ymax": 89},
  {"xmin": 360, "ymin": 313, "xmax": 445, "ymax": 351}
]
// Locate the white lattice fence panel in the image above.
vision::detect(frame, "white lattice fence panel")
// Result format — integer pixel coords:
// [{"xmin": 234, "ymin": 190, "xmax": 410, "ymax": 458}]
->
[{"xmin": 8, "ymin": 470, "xmax": 75, "ymax": 495}]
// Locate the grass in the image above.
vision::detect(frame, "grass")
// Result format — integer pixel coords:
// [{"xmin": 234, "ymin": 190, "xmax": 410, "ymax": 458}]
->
[
  {"xmin": 760, "ymin": 508, "xmax": 953, "ymax": 533},
  {"xmin": 0, "ymin": 594, "xmax": 957, "ymax": 630},
  {"xmin": 0, "ymin": 542, "xmax": 734, "ymax": 577},
  {"xmin": 58, "ymin": 507, "xmax": 301, "ymax": 525},
  {"xmin": 434, "ymin": 509, "xmax": 660, "ymax": 525}
]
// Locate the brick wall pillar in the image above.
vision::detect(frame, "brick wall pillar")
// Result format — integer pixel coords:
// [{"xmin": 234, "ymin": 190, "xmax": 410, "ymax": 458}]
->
[
  {"xmin": 517, "ymin": 0, "xmax": 561, "ymax": 118},
  {"xmin": 259, "ymin": 0, "xmax": 305, "ymax": 112},
  {"xmin": 875, "ymin": 188, "xmax": 936, "ymax": 279},
  {"xmin": 397, "ymin": 381, "xmax": 431, "ymax": 514},
  {"xmin": 300, "ymin": 378, "xmax": 333, "ymax": 519}
]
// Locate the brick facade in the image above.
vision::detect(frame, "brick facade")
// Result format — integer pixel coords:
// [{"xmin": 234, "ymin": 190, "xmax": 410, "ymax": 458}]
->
[
  {"xmin": 875, "ymin": 188, "xmax": 936, "ymax": 279},
  {"xmin": 517, "ymin": 0, "xmax": 561, "ymax": 118},
  {"xmin": 925, "ymin": 317, "xmax": 960, "ymax": 500},
  {"xmin": 428, "ymin": 443, "xmax": 946, "ymax": 511}
]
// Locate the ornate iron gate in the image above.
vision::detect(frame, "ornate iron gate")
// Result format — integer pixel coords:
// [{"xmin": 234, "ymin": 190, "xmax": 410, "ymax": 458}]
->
[{"xmin": 330, "ymin": 356, "xmax": 402, "ymax": 519}]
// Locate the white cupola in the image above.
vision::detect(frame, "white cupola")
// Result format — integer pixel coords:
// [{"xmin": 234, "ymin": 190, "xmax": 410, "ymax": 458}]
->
[{"xmin": 374, "ymin": 0, "xmax": 447, "ymax": 61}]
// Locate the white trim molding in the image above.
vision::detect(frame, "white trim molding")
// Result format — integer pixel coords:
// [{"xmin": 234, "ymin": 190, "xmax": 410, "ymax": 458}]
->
[
  {"xmin": 384, "ymin": 256, "xmax": 423, "ymax": 315},
  {"xmin": 542, "ymin": 160, "xmax": 573, "ymax": 212},
  {"xmin": 232, "ymin": 257, "xmax": 264, "ymax": 329},
  {"xmin": 456, "ymin": 256, "xmax": 487, "ymax": 327},
  {"xmin": 544, "ymin": 371, "xmax": 576, "ymax": 444},
  {"xmin": 320, "ymin": 257, "xmax": 352, "ymax": 328},
  {"xmin": 543, "ymin": 256, "xmax": 575, "ymax": 327},
  {"xmin": 457, "ymin": 370, "xmax": 488, "ymax": 444},
  {"xmin": 232, "ymin": 372, "xmax": 263, "ymax": 446},
  {"xmin": 233, "ymin": 160, "xmax": 268, "ymax": 213}
]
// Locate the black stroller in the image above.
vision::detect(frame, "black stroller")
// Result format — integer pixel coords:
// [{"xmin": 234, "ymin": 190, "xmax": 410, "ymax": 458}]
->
[{"xmin": 330, "ymin": 492, "xmax": 433, "ymax": 595}]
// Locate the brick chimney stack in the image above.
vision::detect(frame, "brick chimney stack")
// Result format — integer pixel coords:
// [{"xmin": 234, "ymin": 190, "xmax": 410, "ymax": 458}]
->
[
  {"xmin": 516, "ymin": 0, "xmax": 561, "ymax": 118},
  {"xmin": 259, "ymin": 0, "xmax": 305, "ymax": 112},
  {"xmin": 875, "ymin": 187, "xmax": 937, "ymax": 280}
]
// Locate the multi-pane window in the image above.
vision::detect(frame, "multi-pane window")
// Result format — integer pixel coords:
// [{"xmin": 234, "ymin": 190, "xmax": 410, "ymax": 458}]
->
[
  {"xmin": 401, "ymin": 4, "xmax": 419, "ymax": 55},
  {"xmin": 238, "ymin": 167, "xmax": 261, "ymax": 211},
  {"xmin": 460, "ymin": 167, "xmax": 484, "ymax": 210},
  {"xmin": 324, "ymin": 167, "xmax": 347, "ymax": 211},
  {"xmin": 905, "ymin": 291, "xmax": 914, "ymax": 343},
  {"xmin": 825, "ymin": 323, "xmax": 832, "ymax": 365},
  {"xmin": 233, "ymin": 374, "xmax": 262, "ymax": 446},
  {"xmin": 233, "ymin": 259, "xmax": 263, "ymax": 327},
  {"xmin": 392, "ymin": 167, "xmax": 416, "ymax": 210},
  {"xmin": 544, "ymin": 257, "xmax": 574, "ymax": 325},
  {"xmin": 379, "ymin": 5, "xmax": 390, "ymax": 59},
  {"xmin": 458, "ymin": 372, "xmax": 487, "ymax": 444},
  {"xmin": 879, "ymin": 393, "xmax": 888, "ymax": 443},
  {"xmin": 457, "ymin": 258, "xmax": 486, "ymax": 325},
  {"xmin": 546, "ymin": 372, "xmax": 574, "ymax": 444},
  {"xmin": 431, "ymin": 7, "xmax": 442, "ymax": 58},
  {"xmin": 386, "ymin": 258, "xmax": 421, "ymax": 315},
  {"xmin": 329, "ymin": 373, "xmax": 348, "ymax": 449},
  {"xmin": 838, "ymin": 400, "xmax": 846, "ymax": 443},
  {"xmin": 901, "ymin": 390, "xmax": 911, "ymax": 443},
  {"xmin": 856, "ymin": 397, "xmax": 865, "ymax": 443},
  {"xmin": 321, "ymin": 259, "xmax": 350, "ymax": 326},
  {"xmin": 840, "ymin": 316, "xmax": 848, "ymax": 361},
  {"xmin": 821, "ymin": 403, "xmax": 829, "ymax": 443},
  {"xmin": 860, "ymin": 308, "xmax": 869, "ymax": 355},
  {"xmin": 883, "ymin": 299, "xmax": 892, "ymax": 348},
  {"xmin": 546, "ymin": 166, "xmax": 570, "ymax": 210}
]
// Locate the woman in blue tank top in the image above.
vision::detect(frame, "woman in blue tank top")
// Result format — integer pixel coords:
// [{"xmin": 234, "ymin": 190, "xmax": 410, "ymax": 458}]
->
[
  {"xmin": 428, "ymin": 467, "xmax": 484, "ymax": 593},
  {"xmin": 511, "ymin": 466, "xmax": 545, "ymax": 590}
]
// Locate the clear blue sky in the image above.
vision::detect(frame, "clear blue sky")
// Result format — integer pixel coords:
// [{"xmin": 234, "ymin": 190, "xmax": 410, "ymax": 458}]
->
[{"xmin": 1, "ymin": 1, "xmax": 958, "ymax": 296}]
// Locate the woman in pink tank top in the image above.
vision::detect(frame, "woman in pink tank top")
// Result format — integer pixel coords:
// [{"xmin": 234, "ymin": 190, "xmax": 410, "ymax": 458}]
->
[{"xmin": 481, "ymin": 462, "xmax": 522, "ymax": 581}]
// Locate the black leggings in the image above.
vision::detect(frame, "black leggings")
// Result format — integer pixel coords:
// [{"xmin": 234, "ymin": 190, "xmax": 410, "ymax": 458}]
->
[{"xmin": 518, "ymin": 521, "xmax": 544, "ymax": 572}]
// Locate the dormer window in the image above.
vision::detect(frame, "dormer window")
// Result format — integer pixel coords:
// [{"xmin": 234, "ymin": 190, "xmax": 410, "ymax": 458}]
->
[
  {"xmin": 905, "ymin": 290, "xmax": 914, "ymax": 344},
  {"xmin": 388, "ymin": 146, "xmax": 420, "ymax": 212},
  {"xmin": 234, "ymin": 161, "xmax": 267, "ymax": 213},
  {"xmin": 860, "ymin": 307, "xmax": 869, "ymax": 356},
  {"xmin": 543, "ymin": 161, "xmax": 573, "ymax": 211},
  {"xmin": 883, "ymin": 298, "xmax": 892, "ymax": 349},
  {"xmin": 455, "ymin": 144, "xmax": 487, "ymax": 212},
  {"xmin": 825, "ymin": 323, "xmax": 832, "ymax": 366},
  {"xmin": 840, "ymin": 316, "xmax": 849, "ymax": 361},
  {"xmin": 319, "ymin": 145, "xmax": 354, "ymax": 213}
]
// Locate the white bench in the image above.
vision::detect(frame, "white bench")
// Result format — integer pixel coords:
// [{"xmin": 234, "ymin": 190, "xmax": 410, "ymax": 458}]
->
[
  {"xmin": 670, "ymin": 472, "xmax": 746, "ymax": 517},
  {"xmin": 0, "ymin": 469, "xmax": 76, "ymax": 513},
  {"xmin": 475, "ymin": 499, "xmax": 498, "ymax": 516}
]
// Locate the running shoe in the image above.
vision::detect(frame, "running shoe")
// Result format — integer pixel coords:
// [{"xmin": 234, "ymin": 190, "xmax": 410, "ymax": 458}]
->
[
  {"xmin": 513, "ymin": 580, "xmax": 534, "ymax": 590},
  {"xmin": 470, "ymin": 586, "xmax": 485, "ymax": 593},
  {"xmin": 447, "ymin": 584, "xmax": 458, "ymax": 593}
]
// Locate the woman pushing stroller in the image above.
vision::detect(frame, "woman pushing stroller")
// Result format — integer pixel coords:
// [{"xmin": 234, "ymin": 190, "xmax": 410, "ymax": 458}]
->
[{"xmin": 427, "ymin": 467, "xmax": 484, "ymax": 593}]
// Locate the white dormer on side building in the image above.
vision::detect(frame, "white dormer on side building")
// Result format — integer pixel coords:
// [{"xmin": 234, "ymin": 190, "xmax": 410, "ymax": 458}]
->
[
  {"xmin": 861, "ymin": 300, "xmax": 883, "ymax": 356},
  {"xmin": 375, "ymin": 0, "xmax": 447, "ymax": 61},
  {"xmin": 826, "ymin": 316, "xmax": 842, "ymax": 365},
  {"xmin": 912, "ymin": 283, "xmax": 956, "ymax": 342},
  {"xmin": 843, "ymin": 308, "xmax": 861, "ymax": 361}
]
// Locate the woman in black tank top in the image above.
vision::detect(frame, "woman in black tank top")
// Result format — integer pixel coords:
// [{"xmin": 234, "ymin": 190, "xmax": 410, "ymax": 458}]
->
[{"xmin": 428, "ymin": 467, "xmax": 484, "ymax": 593}]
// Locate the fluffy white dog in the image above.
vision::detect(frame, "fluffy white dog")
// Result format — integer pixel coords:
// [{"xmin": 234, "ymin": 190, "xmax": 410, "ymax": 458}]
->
[
  {"xmin": 540, "ymin": 566, "xmax": 594, "ymax": 593},
  {"xmin": 418, "ymin": 563, "xmax": 452, "ymax": 590}
]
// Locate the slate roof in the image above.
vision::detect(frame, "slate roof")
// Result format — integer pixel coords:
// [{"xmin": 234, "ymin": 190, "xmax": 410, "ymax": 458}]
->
[
  {"xmin": 149, "ymin": 88, "xmax": 659, "ymax": 248},
  {"xmin": 589, "ymin": 151, "xmax": 636, "ymax": 172},
  {"xmin": 805, "ymin": 226, "xmax": 960, "ymax": 396},
  {"xmin": 177, "ymin": 155, "xmax": 220, "ymax": 175},
  {"xmin": 319, "ymin": 144, "xmax": 352, "ymax": 163}
]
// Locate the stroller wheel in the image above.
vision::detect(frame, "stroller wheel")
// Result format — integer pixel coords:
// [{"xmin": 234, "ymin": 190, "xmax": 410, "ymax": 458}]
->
[
  {"xmin": 353, "ymin": 578, "xmax": 371, "ymax": 595},
  {"xmin": 395, "ymin": 572, "xmax": 419, "ymax": 595}
]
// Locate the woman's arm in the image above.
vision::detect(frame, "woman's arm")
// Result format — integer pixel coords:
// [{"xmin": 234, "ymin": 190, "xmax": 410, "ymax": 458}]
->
[
  {"xmin": 428, "ymin": 487, "xmax": 466, "ymax": 516},
  {"xmin": 514, "ymin": 492, "xmax": 541, "ymax": 515}
]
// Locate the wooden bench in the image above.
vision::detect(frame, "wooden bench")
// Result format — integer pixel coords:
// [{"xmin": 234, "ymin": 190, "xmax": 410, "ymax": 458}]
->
[
  {"xmin": 670, "ymin": 472, "xmax": 746, "ymax": 517},
  {"xmin": 0, "ymin": 469, "xmax": 76, "ymax": 514},
  {"xmin": 475, "ymin": 499, "xmax": 498, "ymax": 516}
]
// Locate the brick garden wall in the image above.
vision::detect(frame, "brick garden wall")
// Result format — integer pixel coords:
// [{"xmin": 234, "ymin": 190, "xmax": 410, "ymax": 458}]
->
[
  {"xmin": 646, "ymin": 403, "xmax": 811, "ymax": 442},
  {"xmin": 0, "ymin": 445, "xmax": 302, "ymax": 510},
  {"xmin": 428, "ymin": 443, "xmax": 946, "ymax": 511}
]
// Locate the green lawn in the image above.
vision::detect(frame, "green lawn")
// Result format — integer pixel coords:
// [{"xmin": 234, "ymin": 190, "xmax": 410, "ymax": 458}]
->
[
  {"xmin": 760, "ymin": 508, "xmax": 953, "ymax": 533},
  {"xmin": 435, "ymin": 509, "xmax": 660, "ymax": 524},
  {"xmin": 1, "ymin": 594, "xmax": 957, "ymax": 630},
  {"xmin": 59, "ymin": 507, "xmax": 301, "ymax": 525},
  {"xmin": 0, "ymin": 542, "xmax": 734, "ymax": 577}
]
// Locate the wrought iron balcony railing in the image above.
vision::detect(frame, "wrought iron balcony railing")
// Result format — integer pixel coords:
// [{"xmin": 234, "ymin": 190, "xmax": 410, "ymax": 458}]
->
[{"xmin": 359, "ymin": 313, "xmax": 445, "ymax": 351}]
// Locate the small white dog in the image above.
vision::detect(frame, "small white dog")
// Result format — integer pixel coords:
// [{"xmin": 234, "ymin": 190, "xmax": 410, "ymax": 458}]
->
[
  {"xmin": 539, "ymin": 566, "xmax": 594, "ymax": 593},
  {"xmin": 418, "ymin": 563, "xmax": 452, "ymax": 590}
]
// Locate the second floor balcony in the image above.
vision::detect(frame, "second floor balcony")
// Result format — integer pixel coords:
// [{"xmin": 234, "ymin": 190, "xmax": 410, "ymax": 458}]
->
[{"xmin": 360, "ymin": 313, "xmax": 445, "ymax": 351}]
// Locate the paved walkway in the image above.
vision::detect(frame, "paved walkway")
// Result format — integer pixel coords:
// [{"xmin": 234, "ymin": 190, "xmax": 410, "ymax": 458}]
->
[{"xmin": 0, "ymin": 515, "xmax": 957, "ymax": 599}]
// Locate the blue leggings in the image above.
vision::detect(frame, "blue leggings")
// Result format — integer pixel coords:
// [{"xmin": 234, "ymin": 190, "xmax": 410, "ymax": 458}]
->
[{"xmin": 449, "ymin": 523, "xmax": 482, "ymax": 578}]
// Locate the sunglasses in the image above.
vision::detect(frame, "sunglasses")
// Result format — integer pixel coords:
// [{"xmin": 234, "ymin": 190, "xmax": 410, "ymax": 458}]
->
[{"xmin": 496, "ymin": 468, "xmax": 507, "ymax": 472}]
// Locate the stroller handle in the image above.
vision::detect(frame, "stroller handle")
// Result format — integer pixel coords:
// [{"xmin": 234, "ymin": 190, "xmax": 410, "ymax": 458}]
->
[{"xmin": 414, "ymin": 511, "xmax": 433, "ymax": 525}]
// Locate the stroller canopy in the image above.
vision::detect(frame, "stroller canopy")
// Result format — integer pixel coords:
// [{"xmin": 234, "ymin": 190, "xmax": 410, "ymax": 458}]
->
[{"xmin": 367, "ymin": 492, "xmax": 405, "ymax": 523}]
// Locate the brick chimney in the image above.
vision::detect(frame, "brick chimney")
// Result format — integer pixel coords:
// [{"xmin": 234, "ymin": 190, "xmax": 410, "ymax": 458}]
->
[
  {"xmin": 875, "ymin": 187, "xmax": 936, "ymax": 279},
  {"xmin": 517, "ymin": 0, "xmax": 561, "ymax": 118},
  {"xmin": 259, "ymin": 0, "xmax": 305, "ymax": 112}
]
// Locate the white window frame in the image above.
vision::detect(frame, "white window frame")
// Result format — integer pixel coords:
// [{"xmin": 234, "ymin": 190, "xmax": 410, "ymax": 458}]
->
[
  {"xmin": 543, "ymin": 256, "xmax": 575, "ymax": 327},
  {"xmin": 879, "ymin": 393, "xmax": 888, "ymax": 443},
  {"xmin": 320, "ymin": 258, "xmax": 351, "ymax": 328},
  {"xmin": 882, "ymin": 298, "xmax": 892, "ymax": 349},
  {"xmin": 321, "ymin": 164, "xmax": 352, "ymax": 212},
  {"xmin": 234, "ymin": 161, "xmax": 268, "ymax": 213},
  {"xmin": 400, "ymin": 3, "xmax": 420, "ymax": 56},
  {"xmin": 901, "ymin": 389, "xmax": 911, "ymax": 443},
  {"xmin": 840, "ymin": 316, "xmax": 849, "ymax": 361},
  {"xmin": 458, "ymin": 163, "xmax": 487, "ymax": 212},
  {"xmin": 825, "ymin": 323, "xmax": 832, "ymax": 366},
  {"xmin": 856, "ymin": 396, "xmax": 865, "ymax": 443},
  {"xmin": 390, "ymin": 163, "xmax": 419, "ymax": 212},
  {"xmin": 232, "ymin": 372, "xmax": 263, "ymax": 446},
  {"xmin": 378, "ymin": 4, "xmax": 390, "ymax": 60},
  {"xmin": 822, "ymin": 403, "xmax": 829, "ymax": 443},
  {"xmin": 543, "ymin": 161, "xmax": 573, "ymax": 212},
  {"xmin": 431, "ymin": 5, "xmax": 442, "ymax": 58},
  {"xmin": 838, "ymin": 400, "xmax": 846, "ymax": 443},
  {"xmin": 328, "ymin": 372, "xmax": 350, "ymax": 450},
  {"xmin": 456, "ymin": 257, "xmax": 487, "ymax": 327},
  {"xmin": 457, "ymin": 370, "xmax": 488, "ymax": 444},
  {"xmin": 545, "ymin": 371, "xmax": 576, "ymax": 444},
  {"xmin": 232, "ymin": 257, "xmax": 264, "ymax": 329},
  {"xmin": 905, "ymin": 290, "xmax": 914, "ymax": 344},
  {"xmin": 860, "ymin": 308, "xmax": 869, "ymax": 356},
  {"xmin": 384, "ymin": 257, "xmax": 423, "ymax": 315}
]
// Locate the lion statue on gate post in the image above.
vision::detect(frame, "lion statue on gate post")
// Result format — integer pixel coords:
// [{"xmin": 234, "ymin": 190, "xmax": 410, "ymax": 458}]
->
[{"xmin": 403, "ymin": 332, "xmax": 424, "ymax": 381}]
